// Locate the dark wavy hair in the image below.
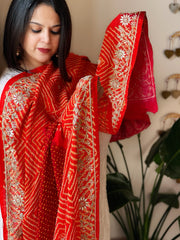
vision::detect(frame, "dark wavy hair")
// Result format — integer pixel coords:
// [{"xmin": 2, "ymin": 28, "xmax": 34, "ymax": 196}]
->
[{"xmin": 3, "ymin": 0, "xmax": 72, "ymax": 81}]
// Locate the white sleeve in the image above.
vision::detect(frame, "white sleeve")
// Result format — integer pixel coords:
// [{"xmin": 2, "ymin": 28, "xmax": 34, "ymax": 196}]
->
[{"xmin": 0, "ymin": 68, "xmax": 20, "ymax": 99}]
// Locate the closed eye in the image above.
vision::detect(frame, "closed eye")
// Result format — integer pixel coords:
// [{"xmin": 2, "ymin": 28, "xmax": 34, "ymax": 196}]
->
[
  {"xmin": 31, "ymin": 28, "xmax": 41, "ymax": 33},
  {"xmin": 29, "ymin": 22, "xmax": 61, "ymax": 35},
  {"xmin": 51, "ymin": 29, "xmax": 61, "ymax": 35}
]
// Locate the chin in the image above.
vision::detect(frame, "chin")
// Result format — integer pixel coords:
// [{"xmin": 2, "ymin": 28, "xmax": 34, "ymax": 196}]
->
[{"xmin": 39, "ymin": 59, "xmax": 51, "ymax": 66}]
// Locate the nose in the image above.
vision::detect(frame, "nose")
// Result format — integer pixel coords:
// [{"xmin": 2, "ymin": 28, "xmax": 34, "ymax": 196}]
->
[{"xmin": 42, "ymin": 29, "xmax": 50, "ymax": 43}]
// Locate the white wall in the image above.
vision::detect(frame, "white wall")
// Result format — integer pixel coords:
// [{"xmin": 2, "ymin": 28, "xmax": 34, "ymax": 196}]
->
[{"xmin": 0, "ymin": 0, "xmax": 180, "ymax": 239}]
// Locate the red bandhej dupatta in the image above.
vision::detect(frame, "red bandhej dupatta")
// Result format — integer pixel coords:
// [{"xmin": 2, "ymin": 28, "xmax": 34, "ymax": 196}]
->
[{"xmin": 0, "ymin": 12, "xmax": 157, "ymax": 240}]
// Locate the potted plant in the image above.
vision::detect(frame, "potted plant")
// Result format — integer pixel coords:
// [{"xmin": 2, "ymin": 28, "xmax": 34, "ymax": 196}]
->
[{"xmin": 107, "ymin": 118, "xmax": 180, "ymax": 240}]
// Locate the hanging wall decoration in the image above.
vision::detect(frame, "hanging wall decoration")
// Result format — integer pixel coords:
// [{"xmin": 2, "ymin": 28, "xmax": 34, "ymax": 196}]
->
[
  {"xmin": 169, "ymin": 0, "xmax": 180, "ymax": 13},
  {"xmin": 161, "ymin": 74, "xmax": 180, "ymax": 99},
  {"xmin": 164, "ymin": 31, "xmax": 180, "ymax": 58},
  {"xmin": 159, "ymin": 112, "xmax": 180, "ymax": 133}
]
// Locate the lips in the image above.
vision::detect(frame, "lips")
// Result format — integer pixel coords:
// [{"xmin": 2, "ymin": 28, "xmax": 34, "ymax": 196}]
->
[{"xmin": 38, "ymin": 48, "xmax": 50, "ymax": 53}]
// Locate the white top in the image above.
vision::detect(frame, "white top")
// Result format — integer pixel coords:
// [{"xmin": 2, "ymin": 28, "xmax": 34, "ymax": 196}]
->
[{"xmin": 0, "ymin": 68, "xmax": 20, "ymax": 99}]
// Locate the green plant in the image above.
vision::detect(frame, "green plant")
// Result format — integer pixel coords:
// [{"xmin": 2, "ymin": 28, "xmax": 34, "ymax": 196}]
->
[{"xmin": 107, "ymin": 118, "xmax": 180, "ymax": 240}]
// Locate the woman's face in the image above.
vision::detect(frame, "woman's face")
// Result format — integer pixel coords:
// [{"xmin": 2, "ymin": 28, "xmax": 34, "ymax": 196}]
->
[{"xmin": 22, "ymin": 4, "xmax": 61, "ymax": 70}]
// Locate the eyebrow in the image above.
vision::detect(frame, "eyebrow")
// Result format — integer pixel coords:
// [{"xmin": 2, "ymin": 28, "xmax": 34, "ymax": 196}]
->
[{"xmin": 29, "ymin": 21, "xmax": 61, "ymax": 28}]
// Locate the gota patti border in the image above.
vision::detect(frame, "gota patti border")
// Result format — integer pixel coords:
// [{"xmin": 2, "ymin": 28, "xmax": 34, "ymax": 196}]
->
[
  {"xmin": 1, "ymin": 74, "xmax": 40, "ymax": 239},
  {"xmin": 53, "ymin": 75, "xmax": 99, "ymax": 240},
  {"xmin": 96, "ymin": 12, "xmax": 145, "ymax": 134}
]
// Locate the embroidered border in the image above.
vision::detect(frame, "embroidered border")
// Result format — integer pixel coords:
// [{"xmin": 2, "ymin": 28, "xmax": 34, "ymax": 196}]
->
[
  {"xmin": 2, "ymin": 74, "xmax": 40, "ymax": 239},
  {"xmin": 96, "ymin": 12, "xmax": 142, "ymax": 133},
  {"xmin": 55, "ymin": 76, "xmax": 99, "ymax": 239}
]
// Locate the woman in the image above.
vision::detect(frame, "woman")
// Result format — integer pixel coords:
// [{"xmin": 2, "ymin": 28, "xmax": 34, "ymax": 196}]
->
[
  {"xmin": 0, "ymin": 0, "xmax": 158, "ymax": 239},
  {"xmin": 3, "ymin": 0, "xmax": 72, "ymax": 81}
]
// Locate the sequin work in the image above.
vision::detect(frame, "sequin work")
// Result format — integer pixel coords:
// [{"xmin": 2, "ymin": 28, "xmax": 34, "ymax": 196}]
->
[
  {"xmin": 0, "ymin": 11, "xmax": 158, "ymax": 240},
  {"xmin": 96, "ymin": 13, "xmax": 141, "ymax": 133},
  {"xmin": 52, "ymin": 75, "xmax": 99, "ymax": 239},
  {"xmin": 2, "ymin": 74, "xmax": 40, "ymax": 239},
  {"xmin": 96, "ymin": 11, "xmax": 157, "ymax": 140}
]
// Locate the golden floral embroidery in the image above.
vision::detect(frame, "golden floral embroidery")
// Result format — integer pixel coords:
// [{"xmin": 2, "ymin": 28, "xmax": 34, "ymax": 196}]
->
[
  {"xmin": 2, "ymin": 73, "xmax": 40, "ymax": 239},
  {"xmin": 72, "ymin": 76, "xmax": 98, "ymax": 239},
  {"xmin": 96, "ymin": 12, "xmax": 143, "ymax": 135},
  {"xmin": 108, "ymin": 13, "xmax": 140, "ymax": 128},
  {"xmin": 79, "ymin": 197, "xmax": 90, "ymax": 210},
  {"xmin": 120, "ymin": 14, "xmax": 132, "ymax": 26}
]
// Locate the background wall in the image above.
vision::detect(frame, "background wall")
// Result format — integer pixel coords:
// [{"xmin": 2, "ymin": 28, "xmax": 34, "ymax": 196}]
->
[
  {"xmin": 0, "ymin": 0, "xmax": 180, "ymax": 239},
  {"xmin": 0, "ymin": 0, "xmax": 11, "ymax": 74}
]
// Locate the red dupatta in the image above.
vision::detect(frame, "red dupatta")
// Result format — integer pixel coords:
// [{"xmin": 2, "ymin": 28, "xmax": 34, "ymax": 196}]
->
[
  {"xmin": 0, "ymin": 55, "xmax": 97, "ymax": 240},
  {"xmin": 0, "ymin": 11, "xmax": 157, "ymax": 240},
  {"xmin": 97, "ymin": 11, "xmax": 157, "ymax": 140}
]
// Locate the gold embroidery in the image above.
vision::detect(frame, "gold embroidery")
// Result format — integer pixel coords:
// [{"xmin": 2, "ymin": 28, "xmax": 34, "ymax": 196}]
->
[
  {"xmin": 2, "ymin": 73, "xmax": 40, "ymax": 239},
  {"xmin": 120, "ymin": 14, "xmax": 132, "ymax": 26},
  {"xmin": 110, "ymin": 13, "xmax": 140, "ymax": 128},
  {"xmin": 71, "ymin": 76, "xmax": 98, "ymax": 239}
]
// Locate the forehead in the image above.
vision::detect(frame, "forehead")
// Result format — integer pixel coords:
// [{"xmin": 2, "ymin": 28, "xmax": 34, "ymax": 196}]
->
[{"xmin": 30, "ymin": 3, "xmax": 60, "ymax": 24}]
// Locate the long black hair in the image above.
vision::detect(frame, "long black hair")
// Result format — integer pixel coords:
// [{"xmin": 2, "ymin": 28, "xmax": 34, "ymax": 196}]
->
[{"xmin": 3, "ymin": 0, "xmax": 72, "ymax": 81}]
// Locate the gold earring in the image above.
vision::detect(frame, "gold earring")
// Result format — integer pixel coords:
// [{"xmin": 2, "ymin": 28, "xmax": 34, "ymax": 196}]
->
[{"xmin": 16, "ymin": 48, "xmax": 20, "ymax": 57}]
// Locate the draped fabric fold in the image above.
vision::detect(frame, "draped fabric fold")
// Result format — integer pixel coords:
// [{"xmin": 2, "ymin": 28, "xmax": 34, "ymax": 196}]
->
[
  {"xmin": 96, "ymin": 11, "xmax": 158, "ymax": 140},
  {"xmin": 0, "ymin": 11, "xmax": 157, "ymax": 240}
]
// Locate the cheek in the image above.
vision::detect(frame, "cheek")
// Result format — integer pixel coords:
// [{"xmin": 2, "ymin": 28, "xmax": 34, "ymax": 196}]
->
[
  {"xmin": 53, "ymin": 36, "xmax": 60, "ymax": 49},
  {"xmin": 23, "ymin": 35, "xmax": 37, "ymax": 51}
]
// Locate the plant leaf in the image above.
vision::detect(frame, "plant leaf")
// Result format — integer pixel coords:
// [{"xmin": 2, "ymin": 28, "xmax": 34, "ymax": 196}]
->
[
  {"xmin": 107, "ymin": 155, "xmax": 111, "ymax": 165},
  {"xmin": 146, "ymin": 119, "xmax": 180, "ymax": 179},
  {"xmin": 159, "ymin": 119, "xmax": 180, "ymax": 164},
  {"xmin": 145, "ymin": 130, "xmax": 169, "ymax": 167},
  {"xmin": 107, "ymin": 172, "xmax": 130, "ymax": 190},
  {"xmin": 107, "ymin": 173, "xmax": 139, "ymax": 212},
  {"xmin": 158, "ymin": 119, "xmax": 180, "ymax": 179},
  {"xmin": 151, "ymin": 193, "xmax": 179, "ymax": 208},
  {"xmin": 163, "ymin": 158, "xmax": 180, "ymax": 179},
  {"xmin": 153, "ymin": 153, "xmax": 162, "ymax": 165}
]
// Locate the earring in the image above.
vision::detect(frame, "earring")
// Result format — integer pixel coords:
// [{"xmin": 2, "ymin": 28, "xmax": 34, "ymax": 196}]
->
[
  {"xmin": 16, "ymin": 49, "xmax": 20, "ymax": 56},
  {"xmin": 16, "ymin": 46, "xmax": 21, "ymax": 57}
]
